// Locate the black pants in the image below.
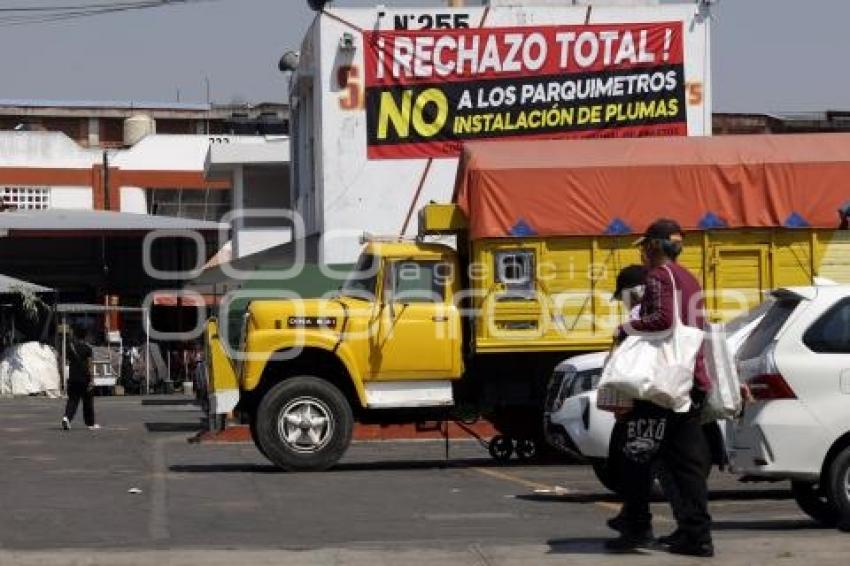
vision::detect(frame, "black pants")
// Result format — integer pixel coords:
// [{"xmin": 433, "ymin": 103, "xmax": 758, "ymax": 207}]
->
[
  {"xmin": 610, "ymin": 420, "xmax": 686, "ymax": 524},
  {"xmin": 619, "ymin": 400, "xmax": 712, "ymax": 543},
  {"xmin": 64, "ymin": 381, "xmax": 95, "ymax": 426}
]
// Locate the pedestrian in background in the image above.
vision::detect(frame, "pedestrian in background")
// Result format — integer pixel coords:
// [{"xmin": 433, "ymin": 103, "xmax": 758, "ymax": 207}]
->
[
  {"xmin": 839, "ymin": 201, "xmax": 850, "ymax": 230},
  {"xmin": 61, "ymin": 325, "xmax": 100, "ymax": 431},
  {"xmin": 604, "ymin": 219, "xmax": 714, "ymax": 558}
]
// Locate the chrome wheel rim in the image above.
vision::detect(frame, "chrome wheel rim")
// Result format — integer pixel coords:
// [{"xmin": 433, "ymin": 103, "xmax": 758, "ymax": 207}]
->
[{"xmin": 277, "ymin": 396, "xmax": 333, "ymax": 454}]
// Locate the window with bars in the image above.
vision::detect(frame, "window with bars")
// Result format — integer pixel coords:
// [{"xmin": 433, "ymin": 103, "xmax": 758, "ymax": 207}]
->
[
  {"xmin": 146, "ymin": 188, "xmax": 231, "ymax": 221},
  {"xmin": 1, "ymin": 186, "xmax": 50, "ymax": 210}
]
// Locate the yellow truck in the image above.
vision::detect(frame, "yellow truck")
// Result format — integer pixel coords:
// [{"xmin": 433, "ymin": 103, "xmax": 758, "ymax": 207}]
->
[{"xmin": 206, "ymin": 134, "xmax": 850, "ymax": 471}]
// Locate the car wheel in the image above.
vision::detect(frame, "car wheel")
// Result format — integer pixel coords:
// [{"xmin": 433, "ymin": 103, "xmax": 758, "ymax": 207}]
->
[
  {"xmin": 488, "ymin": 435, "xmax": 514, "ymax": 463},
  {"xmin": 791, "ymin": 481, "xmax": 839, "ymax": 527},
  {"xmin": 255, "ymin": 376, "xmax": 353, "ymax": 472},
  {"xmin": 826, "ymin": 447, "xmax": 850, "ymax": 531}
]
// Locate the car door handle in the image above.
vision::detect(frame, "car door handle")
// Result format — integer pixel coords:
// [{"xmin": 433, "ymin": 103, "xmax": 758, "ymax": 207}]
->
[{"xmin": 432, "ymin": 315, "xmax": 448, "ymax": 322}]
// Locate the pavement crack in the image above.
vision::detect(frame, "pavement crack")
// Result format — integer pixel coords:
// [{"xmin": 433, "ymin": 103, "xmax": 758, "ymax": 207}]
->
[{"xmin": 469, "ymin": 543, "xmax": 494, "ymax": 566}]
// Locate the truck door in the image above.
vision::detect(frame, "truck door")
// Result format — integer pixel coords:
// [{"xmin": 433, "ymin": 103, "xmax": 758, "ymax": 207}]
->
[
  {"xmin": 370, "ymin": 259, "xmax": 460, "ymax": 379},
  {"xmin": 711, "ymin": 245, "xmax": 769, "ymax": 322}
]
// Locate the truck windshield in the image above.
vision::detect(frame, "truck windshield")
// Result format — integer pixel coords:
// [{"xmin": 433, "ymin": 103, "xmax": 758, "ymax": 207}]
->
[{"xmin": 340, "ymin": 253, "xmax": 379, "ymax": 300}]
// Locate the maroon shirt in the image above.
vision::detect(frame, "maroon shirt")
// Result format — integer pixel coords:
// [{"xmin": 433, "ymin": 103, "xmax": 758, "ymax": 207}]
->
[{"xmin": 620, "ymin": 261, "xmax": 711, "ymax": 393}]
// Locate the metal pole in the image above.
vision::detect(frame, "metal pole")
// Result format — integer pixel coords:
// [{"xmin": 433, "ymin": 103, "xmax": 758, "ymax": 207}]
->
[
  {"xmin": 61, "ymin": 315, "xmax": 67, "ymax": 394},
  {"xmin": 145, "ymin": 313, "xmax": 150, "ymax": 395},
  {"xmin": 102, "ymin": 150, "xmax": 111, "ymax": 210}
]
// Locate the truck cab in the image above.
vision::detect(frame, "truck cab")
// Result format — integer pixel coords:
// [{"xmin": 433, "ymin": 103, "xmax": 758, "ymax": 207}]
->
[{"xmin": 207, "ymin": 239, "xmax": 463, "ymax": 471}]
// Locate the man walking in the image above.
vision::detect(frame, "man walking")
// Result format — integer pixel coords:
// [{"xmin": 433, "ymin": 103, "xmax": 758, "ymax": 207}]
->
[
  {"xmin": 605, "ymin": 219, "xmax": 713, "ymax": 558},
  {"xmin": 61, "ymin": 325, "xmax": 100, "ymax": 431}
]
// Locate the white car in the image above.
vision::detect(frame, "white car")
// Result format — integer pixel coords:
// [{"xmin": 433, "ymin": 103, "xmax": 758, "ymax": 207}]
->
[
  {"xmin": 543, "ymin": 351, "xmax": 622, "ymax": 491},
  {"xmin": 730, "ymin": 284, "xmax": 850, "ymax": 530},
  {"xmin": 544, "ymin": 351, "xmax": 610, "ymax": 459},
  {"xmin": 544, "ymin": 301, "xmax": 772, "ymax": 493}
]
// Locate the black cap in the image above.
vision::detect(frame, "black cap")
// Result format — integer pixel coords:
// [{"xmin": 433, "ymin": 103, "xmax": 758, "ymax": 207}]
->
[
  {"xmin": 613, "ymin": 264, "xmax": 648, "ymax": 300},
  {"xmin": 840, "ymin": 201, "xmax": 850, "ymax": 216},
  {"xmin": 633, "ymin": 218, "xmax": 684, "ymax": 246}
]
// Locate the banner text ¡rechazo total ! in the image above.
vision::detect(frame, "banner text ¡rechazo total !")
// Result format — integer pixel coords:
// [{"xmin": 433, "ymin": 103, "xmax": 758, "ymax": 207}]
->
[{"xmin": 364, "ymin": 22, "xmax": 687, "ymax": 159}]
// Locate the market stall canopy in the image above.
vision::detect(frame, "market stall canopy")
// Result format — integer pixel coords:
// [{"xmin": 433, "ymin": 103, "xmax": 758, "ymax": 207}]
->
[
  {"xmin": 56, "ymin": 303, "xmax": 145, "ymax": 314},
  {"xmin": 0, "ymin": 209, "xmax": 222, "ymax": 237},
  {"xmin": 453, "ymin": 133, "xmax": 850, "ymax": 239},
  {"xmin": 0, "ymin": 273, "xmax": 52, "ymax": 294}
]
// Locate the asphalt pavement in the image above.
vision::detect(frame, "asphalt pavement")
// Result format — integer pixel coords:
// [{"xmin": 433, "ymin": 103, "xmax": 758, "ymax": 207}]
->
[{"xmin": 1, "ymin": 395, "xmax": 849, "ymax": 565}]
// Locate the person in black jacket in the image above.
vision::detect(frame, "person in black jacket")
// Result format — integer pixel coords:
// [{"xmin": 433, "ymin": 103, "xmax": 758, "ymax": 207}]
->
[{"xmin": 61, "ymin": 325, "xmax": 100, "ymax": 430}]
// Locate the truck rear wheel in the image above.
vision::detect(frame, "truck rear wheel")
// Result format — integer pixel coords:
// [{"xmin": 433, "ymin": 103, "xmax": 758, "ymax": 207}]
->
[{"xmin": 255, "ymin": 376, "xmax": 353, "ymax": 472}]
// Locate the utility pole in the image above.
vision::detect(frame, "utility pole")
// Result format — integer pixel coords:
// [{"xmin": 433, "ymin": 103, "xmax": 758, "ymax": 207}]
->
[
  {"xmin": 204, "ymin": 75, "xmax": 211, "ymax": 134},
  {"xmin": 102, "ymin": 150, "xmax": 111, "ymax": 211}
]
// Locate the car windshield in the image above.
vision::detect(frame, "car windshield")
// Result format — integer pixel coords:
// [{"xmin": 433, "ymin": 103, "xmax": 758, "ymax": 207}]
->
[
  {"xmin": 737, "ymin": 297, "xmax": 801, "ymax": 361},
  {"xmin": 340, "ymin": 253, "xmax": 379, "ymax": 300}
]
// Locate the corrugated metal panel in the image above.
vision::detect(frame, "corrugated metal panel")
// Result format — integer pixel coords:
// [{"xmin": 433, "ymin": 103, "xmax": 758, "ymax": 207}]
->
[
  {"xmin": 0, "ymin": 273, "xmax": 52, "ymax": 294},
  {"xmin": 0, "ymin": 210, "xmax": 222, "ymax": 232},
  {"xmin": 0, "ymin": 99, "xmax": 211, "ymax": 112}
]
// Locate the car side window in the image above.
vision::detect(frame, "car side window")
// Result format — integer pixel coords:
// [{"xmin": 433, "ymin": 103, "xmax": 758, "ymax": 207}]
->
[{"xmin": 803, "ymin": 298, "xmax": 850, "ymax": 354}]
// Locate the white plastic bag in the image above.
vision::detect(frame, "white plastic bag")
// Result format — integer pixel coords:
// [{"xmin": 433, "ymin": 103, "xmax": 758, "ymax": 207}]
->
[
  {"xmin": 702, "ymin": 323, "xmax": 742, "ymax": 421},
  {"xmin": 0, "ymin": 342, "xmax": 61, "ymax": 397},
  {"xmin": 598, "ymin": 266, "xmax": 704, "ymax": 413}
]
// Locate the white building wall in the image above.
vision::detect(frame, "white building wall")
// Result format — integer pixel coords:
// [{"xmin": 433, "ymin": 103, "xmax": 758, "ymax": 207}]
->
[
  {"xmin": 0, "ymin": 131, "xmax": 268, "ymax": 213},
  {"xmin": 113, "ymin": 134, "xmax": 266, "ymax": 171},
  {"xmin": 120, "ymin": 187, "xmax": 147, "ymax": 214},
  {"xmin": 49, "ymin": 186, "xmax": 94, "ymax": 209},
  {"xmin": 0, "ymin": 131, "xmax": 99, "ymax": 168}
]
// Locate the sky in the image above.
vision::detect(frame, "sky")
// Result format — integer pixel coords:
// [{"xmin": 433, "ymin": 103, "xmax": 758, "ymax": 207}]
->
[{"xmin": 0, "ymin": 0, "xmax": 846, "ymax": 113}]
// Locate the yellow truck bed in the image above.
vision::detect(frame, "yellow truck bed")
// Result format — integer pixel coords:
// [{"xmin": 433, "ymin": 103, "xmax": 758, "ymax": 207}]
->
[{"xmin": 467, "ymin": 227, "xmax": 850, "ymax": 353}]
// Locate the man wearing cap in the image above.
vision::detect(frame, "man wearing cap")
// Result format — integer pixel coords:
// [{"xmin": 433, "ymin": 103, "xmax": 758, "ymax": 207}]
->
[
  {"xmin": 839, "ymin": 201, "xmax": 850, "ymax": 230},
  {"xmin": 604, "ymin": 218, "xmax": 714, "ymax": 558}
]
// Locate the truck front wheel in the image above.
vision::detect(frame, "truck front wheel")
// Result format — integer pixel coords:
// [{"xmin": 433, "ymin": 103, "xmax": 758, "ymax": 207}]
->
[{"xmin": 255, "ymin": 376, "xmax": 353, "ymax": 472}]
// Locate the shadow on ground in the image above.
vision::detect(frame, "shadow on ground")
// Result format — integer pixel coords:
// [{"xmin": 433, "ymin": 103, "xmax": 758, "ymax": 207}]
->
[
  {"xmin": 169, "ymin": 458, "xmax": 508, "ymax": 474},
  {"xmin": 141, "ymin": 399, "xmax": 197, "ymax": 407},
  {"xmin": 546, "ymin": 537, "xmax": 648, "ymax": 556},
  {"xmin": 145, "ymin": 422, "xmax": 203, "ymax": 433},
  {"xmin": 519, "ymin": 488, "xmax": 792, "ymax": 506},
  {"xmin": 712, "ymin": 519, "xmax": 827, "ymax": 531}
]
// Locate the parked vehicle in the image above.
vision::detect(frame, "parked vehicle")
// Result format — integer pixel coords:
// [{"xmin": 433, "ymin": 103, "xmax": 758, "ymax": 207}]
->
[
  {"xmin": 729, "ymin": 284, "xmax": 850, "ymax": 530},
  {"xmin": 206, "ymin": 135, "xmax": 850, "ymax": 472},
  {"xmin": 545, "ymin": 301, "xmax": 772, "ymax": 493}
]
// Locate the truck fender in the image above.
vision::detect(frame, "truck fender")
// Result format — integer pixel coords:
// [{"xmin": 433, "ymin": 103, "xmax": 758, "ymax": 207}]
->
[
  {"xmin": 205, "ymin": 318, "xmax": 239, "ymax": 415},
  {"xmin": 242, "ymin": 329, "xmax": 368, "ymax": 407}
]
